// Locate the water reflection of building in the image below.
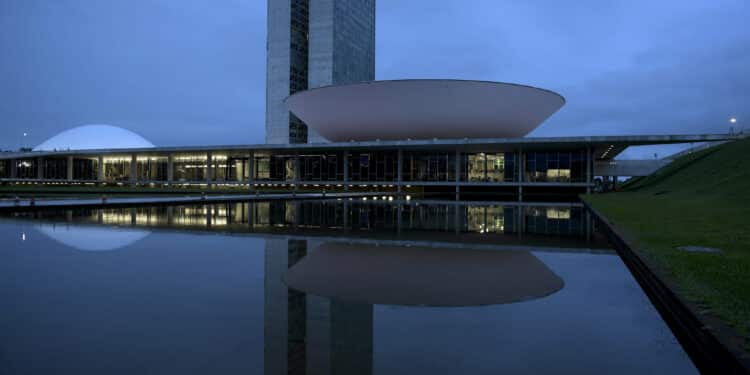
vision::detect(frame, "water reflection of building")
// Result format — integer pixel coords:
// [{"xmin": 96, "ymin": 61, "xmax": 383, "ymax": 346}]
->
[
  {"xmin": 4, "ymin": 200, "xmax": 593, "ymax": 240},
  {"xmin": 264, "ymin": 239, "xmax": 373, "ymax": 374}
]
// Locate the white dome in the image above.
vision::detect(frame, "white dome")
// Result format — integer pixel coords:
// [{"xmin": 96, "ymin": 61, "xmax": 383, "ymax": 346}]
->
[{"xmin": 34, "ymin": 124, "xmax": 154, "ymax": 151}]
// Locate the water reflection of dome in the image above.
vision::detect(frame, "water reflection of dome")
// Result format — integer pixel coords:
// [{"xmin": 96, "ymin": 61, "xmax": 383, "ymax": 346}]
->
[
  {"xmin": 36, "ymin": 224, "xmax": 151, "ymax": 251},
  {"xmin": 284, "ymin": 242, "xmax": 564, "ymax": 306}
]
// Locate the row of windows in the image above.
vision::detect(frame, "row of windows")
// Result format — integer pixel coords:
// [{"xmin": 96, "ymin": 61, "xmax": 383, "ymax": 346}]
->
[
  {"xmin": 289, "ymin": 0, "xmax": 310, "ymax": 143},
  {"xmin": 1, "ymin": 150, "xmax": 591, "ymax": 183}
]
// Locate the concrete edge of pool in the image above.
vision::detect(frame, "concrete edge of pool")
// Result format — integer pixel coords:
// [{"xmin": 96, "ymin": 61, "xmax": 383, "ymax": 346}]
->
[{"xmin": 583, "ymin": 201, "xmax": 750, "ymax": 374}]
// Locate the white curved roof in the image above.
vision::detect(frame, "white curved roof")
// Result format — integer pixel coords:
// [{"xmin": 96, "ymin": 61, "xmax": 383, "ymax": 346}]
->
[
  {"xmin": 33, "ymin": 124, "xmax": 154, "ymax": 151},
  {"xmin": 285, "ymin": 79, "xmax": 565, "ymax": 142}
]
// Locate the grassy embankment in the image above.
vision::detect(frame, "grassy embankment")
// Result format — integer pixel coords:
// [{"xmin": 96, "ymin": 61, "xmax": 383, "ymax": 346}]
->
[{"xmin": 584, "ymin": 137, "xmax": 750, "ymax": 342}]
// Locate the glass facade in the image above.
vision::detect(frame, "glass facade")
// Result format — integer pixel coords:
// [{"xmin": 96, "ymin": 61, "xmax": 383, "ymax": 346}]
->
[
  {"xmin": 73, "ymin": 158, "xmax": 99, "ymax": 181},
  {"xmin": 464, "ymin": 152, "xmax": 516, "ymax": 182},
  {"xmin": 254, "ymin": 155, "xmax": 271, "ymax": 180},
  {"xmin": 289, "ymin": 0, "xmax": 309, "ymax": 144},
  {"xmin": 173, "ymin": 154, "xmax": 207, "ymax": 182},
  {"xmin": 15, "ymin": 159, "xmax": 37, "ymax": 179},
  {"xmin": 1, "ymin": 148, "xmax": 591, "ymax": 188},
  {"xmin": 103, "ymin": 157, "xmax": 131, "ymax": 182},
  {"xmin": 402, "ymin": 152, "xmax": 456, "ymax": 182},
  {"xmin": 136, "ymin": 156, "xmax": 168, "ymax": 181},
  {"xmin": 0, "ymin": 160, "xmax": 8, "ymax": 178},
  {"xmin": 298, "ymin": 152, "xmax": 345, "ymax": 181},
  {"xmin": 211, "ymin": 155, "xmax": 249, "ymax": 182},
  {"xmin": 348, "ymin": 151, "xmax": 398, "ymax": 182},
  {"xmin": 524, "ymin": 151, "xmax": 586, "ymax": 183},
  {"xmin": 41, "ymin": 158, "xmax": 68, "ymax": 180}
]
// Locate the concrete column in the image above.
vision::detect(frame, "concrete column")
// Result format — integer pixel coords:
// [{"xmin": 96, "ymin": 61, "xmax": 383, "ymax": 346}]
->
[
  {"xmin": 453, "ymin": 204, "xmax": 460, "ymax": 234},
  {"xmin": 293, "ymin": 152, "xmax": 300, "ymax": 192},
  {"xmin": 397, "ymin": 149, "xmax": 403, "ymax": 195},
  {"xmin": 66, "ymin": 156, "xmax": 74, "ymax": 181},
  {"xmin": 517, "ymin": 150, "xmax": 524, "ymax": 202},
  {"xmin": 613, "ymin": 176, "xmax": 618, "ymax": 191},
  {"xmin": 397, "ymin": 202, "xmax": 403, "ymax": 236},
  {"xmin": 343, "ymin": 151, "xmax": 349, "ymax": 191},
  {"xmin": 248, "ymin": 152, "xmax": 255, "ymax": 192},
  {"xmin": 586, "ymin": 147, "xmax": 592, "ymax": 194},
  {"xmin": 130, "ymin": 154, "xmax": 137, "ymax": 186},
  {"xmin": 206, "ymin": 152, "xmax": 213, "ymax": 187},
  {"xmin": 247, "ymin": 202, "xmax": 256, "ymax": 227},
  {"xmin": 455, "ymin": 149, "xmax": 461, "ymax": 201},
  {"xmin": 343, "ymin": 199, "xmax": 349, "ymax": 229},
  {"xmin": 10, "ymin": 159, "xmax": 17, "ymax": 179},
  {"xmin": 167, "ymin": 154, "xmax": 174, "ymax": 185},
  {"xmin": 97, "ymin": 156, "xmax": 105, "ymax": 183},
  {"xmin": 36, "ymin": 157, "xmax": 44, "ymax": 180}
]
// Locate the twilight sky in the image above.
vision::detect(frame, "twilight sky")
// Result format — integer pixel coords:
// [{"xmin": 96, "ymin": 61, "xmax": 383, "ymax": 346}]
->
[{"xmin": 1, "ymin": 0, "xmax": 747, "ymax": 158}]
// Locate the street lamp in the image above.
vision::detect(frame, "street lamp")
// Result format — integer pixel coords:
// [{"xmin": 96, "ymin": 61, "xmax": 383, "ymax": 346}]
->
[{"xmin": 729, "ymin": 117, "xmax": 740, "ymax": 134}]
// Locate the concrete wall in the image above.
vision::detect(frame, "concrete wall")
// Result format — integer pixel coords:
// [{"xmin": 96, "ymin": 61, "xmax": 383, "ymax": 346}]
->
[
  {"xmin": 594, "ymin": 159, "xmax": 672, "ymax": 177},
  {"xmin": 306, "ymin": 0, "xmax": 376, "ymax": 144},
  {"xmin": 266, "ymin": 0, "xmax": 292, "ymax": 144}
]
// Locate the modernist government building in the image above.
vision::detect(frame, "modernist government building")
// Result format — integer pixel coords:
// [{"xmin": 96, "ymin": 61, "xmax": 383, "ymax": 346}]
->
[{"xmin": 0, "ymin": 0, "xmax": 735, "ymax": 200}]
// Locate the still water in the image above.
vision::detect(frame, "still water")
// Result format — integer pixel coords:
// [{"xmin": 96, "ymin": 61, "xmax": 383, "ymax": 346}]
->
[{"xmin": 0, "ymin": 200, "xmax": 696, "ymax": 374}]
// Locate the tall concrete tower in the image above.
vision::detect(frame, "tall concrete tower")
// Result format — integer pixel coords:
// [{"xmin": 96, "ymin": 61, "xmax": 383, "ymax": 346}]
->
[{"xmin": 266, "ymin": 0, "xmax": 376, "ymax": 144}]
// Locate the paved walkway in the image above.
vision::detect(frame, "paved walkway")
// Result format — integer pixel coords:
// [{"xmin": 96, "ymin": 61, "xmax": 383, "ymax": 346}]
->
[{"xmin": 0, "ymin": 191, "xmax": 386, "ymax": 210}]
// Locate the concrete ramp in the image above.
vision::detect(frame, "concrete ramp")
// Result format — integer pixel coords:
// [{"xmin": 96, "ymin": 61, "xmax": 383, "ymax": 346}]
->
[{"xmin": 594, "ymin": 159, "xmax": 672, "ymax": 177}]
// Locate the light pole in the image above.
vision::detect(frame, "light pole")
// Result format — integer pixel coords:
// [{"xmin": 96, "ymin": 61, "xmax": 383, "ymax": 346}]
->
[{"xmin": 729, "ymin": 117, "xmax": 739, "ymax": 134}]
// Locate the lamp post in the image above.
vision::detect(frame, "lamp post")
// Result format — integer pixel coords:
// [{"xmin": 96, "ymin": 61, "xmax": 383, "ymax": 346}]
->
[
  {"xmin": 729, "ymin": 117, "xmax": 739, "ymax": 134},
  {"xmin": 22, "ymin": 132, "xmax": 27, "ymax": 150}
]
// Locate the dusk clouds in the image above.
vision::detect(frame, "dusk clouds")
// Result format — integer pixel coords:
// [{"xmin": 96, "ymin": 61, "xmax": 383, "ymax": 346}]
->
[{"xmin": 1, "ymin": 0, "xmax": 747, "ymax": 158}]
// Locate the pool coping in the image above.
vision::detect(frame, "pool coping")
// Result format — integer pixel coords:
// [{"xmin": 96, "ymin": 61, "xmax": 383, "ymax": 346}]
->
[
  {"xmin": 582, "ymin": 200, "xmax": 750, "ymax": 374},
  {"xmin": 0, "ymin": 192, "xmax": 384, "ymax": 212}
]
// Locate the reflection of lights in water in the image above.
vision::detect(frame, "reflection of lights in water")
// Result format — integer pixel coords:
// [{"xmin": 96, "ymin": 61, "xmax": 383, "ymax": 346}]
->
[
  {"xmin": 21, "ymin": 232, "xmax": 26, "ymax": 241},
  {"xmin": 546, "ymin": 208, "xmax": 571, "ymax": 219},
  {"xmin": 35, "ymin": 224, "xmax": 151, "ymax": 251}
]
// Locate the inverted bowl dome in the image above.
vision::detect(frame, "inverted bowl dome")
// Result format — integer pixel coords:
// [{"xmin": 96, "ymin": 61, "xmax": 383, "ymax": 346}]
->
[
  {"xmin": 285, "ymin": 79, "xmax": 565, "ymax": 142},
  {"xmin": 284, "ymin": 242, "xmax": 564, "ymax": 306}
]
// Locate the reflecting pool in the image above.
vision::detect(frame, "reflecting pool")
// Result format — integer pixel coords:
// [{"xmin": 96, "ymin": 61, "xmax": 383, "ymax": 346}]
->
[{"xmin": 0, "ymin": 200, "xmax": 696, "ymax": 374}]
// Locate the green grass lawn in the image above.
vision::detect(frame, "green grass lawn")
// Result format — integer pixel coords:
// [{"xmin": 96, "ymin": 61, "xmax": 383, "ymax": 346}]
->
[{"xmin": 585, "ymin": 137, "xmax": 750, "ymax": 341}]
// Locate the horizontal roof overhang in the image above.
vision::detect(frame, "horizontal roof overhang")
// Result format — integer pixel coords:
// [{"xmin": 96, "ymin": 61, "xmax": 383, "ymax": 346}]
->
[{"xmin": 0, "ymin": 133, "xmax": 739, "ymax": 161}]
